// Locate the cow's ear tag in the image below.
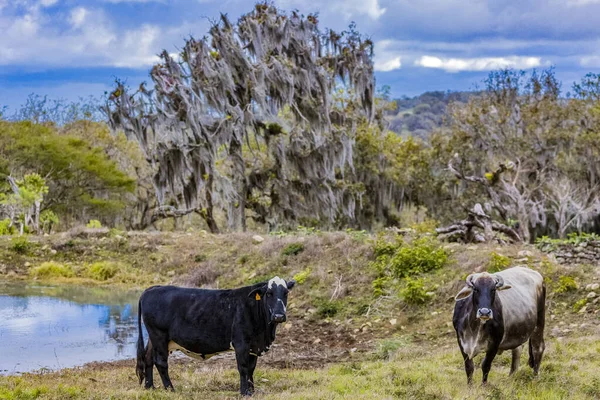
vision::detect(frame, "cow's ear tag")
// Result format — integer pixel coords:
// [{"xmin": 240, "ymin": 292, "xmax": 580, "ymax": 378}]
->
[{"xmin": 255, "ymin": 293, "xmax": 261, "ymax": 301}]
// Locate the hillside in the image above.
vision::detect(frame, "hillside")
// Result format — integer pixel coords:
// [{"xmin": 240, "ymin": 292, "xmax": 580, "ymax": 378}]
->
[
  {"xmin": 1, "ymin": 229, "xmax": 600, "ymax": 398},
  {"xmin": 386, "ymin": 91, "xmax": 476, "ymax": 138}
]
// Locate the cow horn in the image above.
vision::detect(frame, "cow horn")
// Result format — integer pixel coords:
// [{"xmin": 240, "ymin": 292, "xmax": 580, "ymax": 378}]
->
[
  {"xmin": 466, "ymin": 273, "xmax": 477, "ymax": 288},
  {"xmin": 495, "ymin": 275, "xmax": 504, "ymax": 288}
]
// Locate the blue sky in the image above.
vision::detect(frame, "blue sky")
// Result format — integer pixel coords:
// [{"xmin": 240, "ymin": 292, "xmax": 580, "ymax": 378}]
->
[{"xmin": 1, "ymin": 0, "xmax": 600, "ymax": 112}]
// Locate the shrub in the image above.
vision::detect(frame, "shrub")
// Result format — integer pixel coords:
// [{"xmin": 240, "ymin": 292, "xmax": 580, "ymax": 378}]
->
[
  {"xmin": 40, "ymin": 210, "xmax": 59, "ymax": 233},
  {"xmin": 30, "ymin": 262, "xmax": 74, "ymax": 278},
  {"xmin": 10, "ymin": 236, "xmax": 30, "ymax": 254},
  {"xmin": 487, "ymin": 252, "xmax": 511, "ymax": 273},
  {"xmin": 376, "ymin": 338, "xmax": 409, "ymax": 360},
  {"xmin": 293, "ymin": 267, "xmax": 311, "ymax": 284},
  {"xmin": 86, "ymin": 261, "xmax": 119, "ymax": 281},
  {"xmin": 400, "ymin": 278, "xmax": 432, "ymax": 305},
  {"xmin": 315, "ymin": 298, "xmax": 342, "ymax": 318},
  {"xmin": 86, "ymin": 219, "xmax": 102, "ymax": 229},
  {"xmin": 194, "ymin": 254, "xmax": 207, "ymax": 263},
  {"xmin": 555, "ymin": 276, "xmax": 578, "ymax": 293},
  {"xmin": 282, "ymin": 242, "xmax": 304, "ymax": 256},
  {"xmin": 388, "ymin": 236, "xmax": 448, "ymax": 278},
  {"xmin": 573, "ymin": 298, "xmax": 588, "ymax": 312},
  {"xmin": 0, "ymin": 219, "xmax": 14, "ymax": 235},
  {"xmin": 372, "ymin": 276, "xmax": 390, "ymax": 297},
  {"xmin": 410, "ymin": 219, "xmax": 438, "ymax": 235}
]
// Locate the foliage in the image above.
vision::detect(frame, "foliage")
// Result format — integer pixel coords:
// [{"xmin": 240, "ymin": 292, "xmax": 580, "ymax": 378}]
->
[
  {"xmin": 10, "ymin": 236, "xmax": 30, "ymax": 254},
  {"xmin": 372, "ymin": 276, "xmax": 390, "ymax": 297},
  {"xmin": 387, "ymin": 236, "xmax": 448, "ymax": 278},
  {"xmin": 30, "ymin": 262, "xmax": 74, "ymax": 279},
  {"xmin": 105, "ymin": 3, "xmax": 376, "ymax": 233},
  {"xmin": 86, "ymin": 262, "xmax": 119, "ymax": 281},
  {"xmin": 86, "ymin": 220, "xmax": 102, "ymax": 229},
  {"xmin": 555, "ymin": 276, "xmax": 578, "ymax": 293},
  {"xmin": 40, "ymin": 210, "xmax": 59, "ymax": 233},
  {"xmin": 487, "ymin": 252, "xmax": 511, "ymax": 273},
  {"xmin": 282, "ymin": 243, "xmax": 305, "ymax": 257},
  {"xmin": 292, "ymin": 267, "xmax": 311, "ymax": 285},
  {"xmin": 0, "ymin": 218, "xmax": 13, "ymax": 235},
  {"xmin": 573, "ymin": 298, "xmax": 588, "ymax": 313},
  {"xmin": 315, "ymin": 298, "xmax": 342, "ymax": 318},
  {"xmin": 400, "ymin": 278, "xmax": 433, "ymax": 305}
]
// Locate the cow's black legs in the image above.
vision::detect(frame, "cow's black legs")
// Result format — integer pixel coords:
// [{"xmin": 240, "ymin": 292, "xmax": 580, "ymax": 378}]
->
[
  {"xmin": 144, "ymin": 341, "xmax": 155, "ymax": 389},
  {"xmin": 481, "ymin": 346, "xmax": 499, "ymax": 384},
  {"xmin": 235, "ymin": 348, "xmax": 252, "ymax": 396},
  {"xmin": 248, "ymin": 354, "xmax": 258, "ymax": 392},
  {"xmin": 461, "ymin": 350, "xmax": 474, "ymax": 384},
  {"xmin": 148, "ymin": 332, "xmax": 174, "ymax": 391}
]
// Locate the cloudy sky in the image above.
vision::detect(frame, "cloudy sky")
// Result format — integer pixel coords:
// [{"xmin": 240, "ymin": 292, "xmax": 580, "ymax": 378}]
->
[{"xmin": 1, "ymin": 0, "xmax": 600, "ymax": 111}]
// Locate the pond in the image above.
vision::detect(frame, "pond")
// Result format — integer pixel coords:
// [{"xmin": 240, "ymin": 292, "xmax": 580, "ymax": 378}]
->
[{"xmin": 0, "ymin": 282, "xmax": 142, "ymax": 375}]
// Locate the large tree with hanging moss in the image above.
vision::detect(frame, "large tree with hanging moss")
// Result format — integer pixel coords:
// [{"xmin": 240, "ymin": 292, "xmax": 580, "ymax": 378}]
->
[{"xmin": 104, "ymin": 3, "xmax": 376, "ymax": 232}]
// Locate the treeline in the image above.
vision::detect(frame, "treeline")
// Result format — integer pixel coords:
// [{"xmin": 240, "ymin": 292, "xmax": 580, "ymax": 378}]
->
[
  {"xmin": 2, "ymin": 5, "xmax": 600, "ymax": 241},
  {"xmin": 385, "ymin": 90, "xmax": 476, "ymax": 138}
]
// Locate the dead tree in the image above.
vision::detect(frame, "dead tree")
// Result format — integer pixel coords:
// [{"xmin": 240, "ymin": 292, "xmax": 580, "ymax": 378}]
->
[{"xmin": 436, "ymin": 203, "xmax": 522, "ymax": 243}]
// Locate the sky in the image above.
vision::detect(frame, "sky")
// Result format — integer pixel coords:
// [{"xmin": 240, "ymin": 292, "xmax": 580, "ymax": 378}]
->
[{"xmin": 1, "ymin": 0, "xmax": 600, "ymax": 112}]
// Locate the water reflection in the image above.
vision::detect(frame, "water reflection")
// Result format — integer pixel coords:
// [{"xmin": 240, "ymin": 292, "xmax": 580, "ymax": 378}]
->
[{"xmin": 0, "ymin": 282, "xmax": 142, "ymax": 374}]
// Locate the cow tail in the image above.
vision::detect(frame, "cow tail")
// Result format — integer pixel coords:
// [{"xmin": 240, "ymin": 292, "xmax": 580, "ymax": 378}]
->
[{"xmin": 136, "ymin": 299, "xmax": 146, "ymax": 385}]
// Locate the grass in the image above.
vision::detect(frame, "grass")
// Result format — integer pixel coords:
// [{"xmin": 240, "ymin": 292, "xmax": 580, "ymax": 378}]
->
[
  {"xmin": 1, "ymin": 336, "xmax": 600, "ymax": 399},
  {"xmin": 2, "ymin": 232, "xmax": 600, "ymax": 398}
]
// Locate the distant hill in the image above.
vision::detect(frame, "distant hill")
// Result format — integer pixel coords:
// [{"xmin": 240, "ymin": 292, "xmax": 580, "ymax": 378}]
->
[{"xmin": 385, "ymin": 91, "xmax": 478, "ymax": 138}]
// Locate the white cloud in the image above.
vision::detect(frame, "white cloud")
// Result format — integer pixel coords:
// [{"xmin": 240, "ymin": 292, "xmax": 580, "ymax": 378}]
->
[
  {"xmin": 38, "ymin": 0, "xmax": 58, "ymax": 7},
  {"xmin": 277, "ymin": 0, "xmax": 385, "ymax": 20},
  {"xmin": 69, "ymin": 7, "xmax": 87, "ymax": 28},
  {"xmin": 580, "ymin": 55, "xmax": 600, "ymax": 67},
  {"xmin": 374, "ymin": 40, "xmax": 401, "ymax": 71},
  {"xmin": 415, "ymin": 55, "xmax": 543, "ymax": 72},
  {"xmin": 375, "ymin": 56, "xmax": 401, "ymax": 72},
  {"xmin": 567, "ymin": 0, "xmax": 600, "ymax": 6}
]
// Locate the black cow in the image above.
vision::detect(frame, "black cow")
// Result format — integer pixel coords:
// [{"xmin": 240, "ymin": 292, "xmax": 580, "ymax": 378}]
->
[
  {"xmin": 136, "ymin": 276, "xmax": 295, "ymax": 396},
  {"xmin": 453, "ymin": 266, "xmax": 545, "ymax": 384}
]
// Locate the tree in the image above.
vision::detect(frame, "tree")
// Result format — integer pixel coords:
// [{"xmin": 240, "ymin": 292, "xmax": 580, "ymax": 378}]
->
[{"xmin": 105, "ymin": 3, "xmax": 375, "ymax": 232}]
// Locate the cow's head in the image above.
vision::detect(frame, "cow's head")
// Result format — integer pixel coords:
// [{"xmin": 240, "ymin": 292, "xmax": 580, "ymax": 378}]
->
[
  {"xmin": 249, "ymin": 276, "xmax": 295, "ymax": 323},
  {"xmin": 455, "ymin": 272, "xmax": 512, "ymax": 321}
]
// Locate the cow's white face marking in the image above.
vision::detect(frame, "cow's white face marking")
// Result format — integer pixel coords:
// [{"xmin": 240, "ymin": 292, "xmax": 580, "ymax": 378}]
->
[
  {"xmin": 277, "ymin": 298, "xmax": 287, "ymax": 312},
  {"xmin": 268, "ymin": 276, "xmax": 286, "ymax": 289}
]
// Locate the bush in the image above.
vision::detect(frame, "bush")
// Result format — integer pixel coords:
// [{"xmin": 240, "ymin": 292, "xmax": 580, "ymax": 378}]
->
[
  {"xmin": 573, "ymin": 298, "xmax": 588, "ymax": 312},
  {"xmin": 86, "ymin": 219, "xmax": 102, "ymax": 229},
  {"xmin": 487, "ymin": 252, "xmax": 511, "ymax": 273},
  {"xmin": 282, "ymin": 242, "xmax": 304, "ymax": 256},
  {"xmin": 30, "ymin": 262, "xmax": 74, "ymax": 278},
  {"xmin": 86, "ymin": 261, "xmax": 119, "ymax": 281},
  {"xmin": 401, "ymin": 278, "xmax": 432, "ymax": 305},
  {"xmin": 0, "ymin": 219, "xmax": 14, "ymax": 235},
  {"xmin": 315, "ymin": 298, "xmax": 342, "ymax": 318},
  {"xmin": 372, "ymin": 276, "xmax": 390, "ymax": 297},
  {"xmin": 388, "ymin": 236, "xmax": 448, "ymax": 278},
  {"xmin": 293, "ymin": 267, "xmax": 311, "ymax": 284},
  {"xmin": 555, "ymin": 276, "xmax": 578, "ymax": 293},
  {"xmin": 10, "ymin": 236, "xmax": 30, "ymax": 254}
]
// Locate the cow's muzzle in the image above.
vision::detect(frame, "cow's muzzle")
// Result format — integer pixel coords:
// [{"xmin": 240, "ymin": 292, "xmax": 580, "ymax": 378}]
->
[
  {"xmin": 272, "ymin": 313, "xmax": 286, "ymax": 323},
  {"xmin": 476, "ymin": 308, "xmax": 493, "ymax": 321}
]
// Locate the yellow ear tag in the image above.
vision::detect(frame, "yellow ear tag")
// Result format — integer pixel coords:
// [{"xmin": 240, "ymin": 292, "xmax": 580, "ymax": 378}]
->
[{"xmin": 255, "ymin": 293, "xmax": 261, "ymax": 301}]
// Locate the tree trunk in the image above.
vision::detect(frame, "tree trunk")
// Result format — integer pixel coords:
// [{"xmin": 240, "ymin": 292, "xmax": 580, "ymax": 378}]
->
[
  {"xmin": 229, "ymin": 137, "xmax": 247, "ymax": 232},
  {"xmin": 203, "ymin": 172, "xmax": 220, "ymax": 234}
]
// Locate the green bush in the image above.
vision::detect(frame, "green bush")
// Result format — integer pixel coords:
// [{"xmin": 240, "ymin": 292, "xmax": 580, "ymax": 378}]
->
[
  {"xmin": 573, "ymin": 298, "xmax": 588, "ymax": 312},
  {"xmin": 487, "ymin": 252, "xmax": 511, "ymax": 273},
  {"xmin": 282, "ymin": 242, "xmax": 304, "ymax": 256},
  {"xmin": 387, "ymin": 236, "xmax": 448, "ymax": 278},
  {"xmin": 10, "ymin": 236, "xmax": 30, "ymax": 254},
  {"xmin": 0, "ymin": 219, "xmax": 14, "ymax": 235},
  {"xmin": 315, "ymin": 298, "xmax": 342, "ymax": 318},
  {"xmin": 293, "ymin": 267, "xmax": 311, "ymax": 284},
  {"xmin": 372, "ymin": 276, "xmax": 390, "ymax": 297},
  {"xmin": 400, "ymin": 278, "xmax": 432, "ymax": 305},
  {"xmin": 86, "ymin": 219, "xmax": 102, "ymax": 229},
  {"xmin": 86, "ymin": 261, "xmax": 119, "ymax": 281},
  {"xmin": 30, "ymin": 262, "xmax": 74, "ymax": 278},
  {"xmin": 555, "ymin": 276, "xmax": 578, "ymax": 293}
]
